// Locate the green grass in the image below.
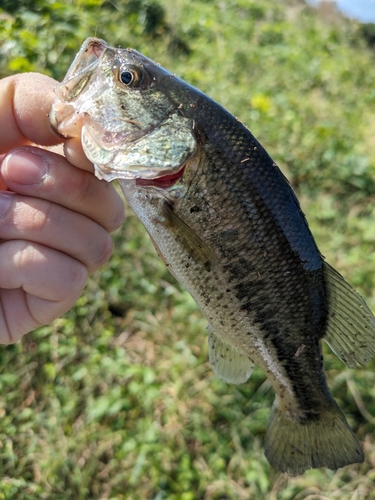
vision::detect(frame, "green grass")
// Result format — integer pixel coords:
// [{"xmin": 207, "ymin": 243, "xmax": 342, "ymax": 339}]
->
[
  {"xmin": 1, "ymin": 0, "xmax": 375, "ymax": 498},
  {"xmin": 1, "ymin": 211, "xmax": 375, "ymax": 499}
]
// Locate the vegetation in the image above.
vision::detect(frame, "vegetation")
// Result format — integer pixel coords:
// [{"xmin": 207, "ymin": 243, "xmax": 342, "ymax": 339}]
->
[{"xmin": 1, "ymin": 0, "xmax": 375, "ymax": 498}]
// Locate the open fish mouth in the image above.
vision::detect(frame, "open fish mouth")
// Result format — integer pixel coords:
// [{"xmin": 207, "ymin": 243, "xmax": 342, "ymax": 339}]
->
[
  {"xmin": 50, "ymin": 38, "xmax": 109, "ymax": 138},
  {"xmin": 50, "ymin": 38, "xmax": 197, "ymax": 183}
]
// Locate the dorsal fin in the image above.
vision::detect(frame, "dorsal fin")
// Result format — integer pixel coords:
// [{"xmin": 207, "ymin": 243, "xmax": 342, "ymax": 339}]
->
[{"xmin": 323, "ymin": 261, "xmax": 375, "ymax": 368}]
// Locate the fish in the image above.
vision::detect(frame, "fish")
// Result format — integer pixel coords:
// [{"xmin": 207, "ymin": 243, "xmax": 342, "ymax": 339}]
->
[{"xmin": 50, "ymin": 38, "xmax": 375, "ymax": 476}]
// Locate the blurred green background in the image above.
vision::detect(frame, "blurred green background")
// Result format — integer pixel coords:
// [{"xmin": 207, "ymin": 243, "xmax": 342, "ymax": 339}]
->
[{"xmin": 1, "ymin": 0, "xmax": 375, "ymax": 498}]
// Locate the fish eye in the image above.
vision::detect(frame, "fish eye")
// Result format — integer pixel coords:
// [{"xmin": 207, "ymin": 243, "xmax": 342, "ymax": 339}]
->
[{"xmin": 119, "ymin": 66, "xmax": 143, "ymax": 87}]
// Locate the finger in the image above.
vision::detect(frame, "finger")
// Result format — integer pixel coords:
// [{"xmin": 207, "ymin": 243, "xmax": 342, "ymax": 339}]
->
[
  {"xmin": 1, "ymin": 146, "xmax": 125, "ymax": 232},
  {"xmin": 0, "ymin": 191, "xmax": 113, "ymax": 274},
  {"xmin": 0, "ymin": 73, "xmax": 62, "ymax": 153},
  {"xmin": 0, "ymin": 155, "xmax": 8, "ymax": 191},
  {"xmin": 0, "ymin": 241, "xmax": 88, "ymax": 344},
  {"xmin": 64, "ymin": 137, "xmax": 95, "ymax": 172}
]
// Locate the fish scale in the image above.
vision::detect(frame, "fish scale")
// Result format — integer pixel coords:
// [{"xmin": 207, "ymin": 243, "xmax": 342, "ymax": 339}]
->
[
  {"xmin": 50, "ymin": 37, "xmax": 375, "ymax": 475},
  {"xmin": 173, "ymin": 142, "xmax": 326, "ymax": 405}
]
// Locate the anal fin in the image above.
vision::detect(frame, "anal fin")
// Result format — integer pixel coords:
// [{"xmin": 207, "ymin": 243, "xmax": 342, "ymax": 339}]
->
[
  {"xmin": 208, "ymin": 326, "xmax": 254, "ymax": 384},
  {"xmin": 323, "ymin": 261, "xmax": 375, "ymax": 368}
]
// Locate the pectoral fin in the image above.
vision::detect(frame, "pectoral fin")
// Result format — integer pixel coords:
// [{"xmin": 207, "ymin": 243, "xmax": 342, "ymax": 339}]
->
[
  {"xmin": 208, "ymin": 326, "xmax": 254, "ymax": 384},
  {"xmin": 162, "ymin": 202, "xmax": 216, "ymax": 271},
  {"xmin": 323, "ymin": 261, "xmax": 375, "ymax": 368}
]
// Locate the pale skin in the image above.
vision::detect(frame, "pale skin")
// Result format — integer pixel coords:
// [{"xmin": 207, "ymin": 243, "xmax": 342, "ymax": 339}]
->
[{"xmin": 0, "ymin": 73, "xmax": 125, "ymax": 344}]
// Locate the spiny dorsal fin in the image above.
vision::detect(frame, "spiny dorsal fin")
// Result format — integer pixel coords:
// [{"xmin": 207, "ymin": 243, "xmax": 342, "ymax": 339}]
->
[
  {"xmin": 323, "ymin": 261, "xmax": 375, "ymax": 368},
  {"xmin": 208, "ymin": 326, "xmax": 254, "ymax": 384}
]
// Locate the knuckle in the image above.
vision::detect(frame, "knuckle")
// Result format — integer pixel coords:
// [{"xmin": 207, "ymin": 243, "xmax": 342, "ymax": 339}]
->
[
  {"xmin": 44, "ymin": 259, "xmax": 88, "ymax": 305},
  {"xmin": 67, "ymin": 260, "xmax": 88, "ymax": 294},
  {"xmin": 107, "ymin": 199, "xmax": 125, "ymax": 232},
  {"xmin": 92, "ymin": 232, "xmax": 113, "ymax": 270},
  {"xmin": 12, "ymin": 239, "xmax": 33, "ymax": 268}
]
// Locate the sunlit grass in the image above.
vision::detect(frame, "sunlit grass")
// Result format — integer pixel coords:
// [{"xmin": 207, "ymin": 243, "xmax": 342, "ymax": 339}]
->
[{"xmin": 0, "ymin": 210, "xmax": 375, "ymax": 499}]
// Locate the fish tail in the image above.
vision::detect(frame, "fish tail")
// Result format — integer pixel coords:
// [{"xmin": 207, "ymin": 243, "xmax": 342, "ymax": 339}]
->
[{"xmin": 264, "ymin": 398, "xmax": 364, "ymax": 475}]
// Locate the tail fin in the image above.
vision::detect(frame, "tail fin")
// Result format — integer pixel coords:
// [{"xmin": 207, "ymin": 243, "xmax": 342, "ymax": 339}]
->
[{"xmin": 264, "ymin": 398, "xmax": 364, "ymax": 476}]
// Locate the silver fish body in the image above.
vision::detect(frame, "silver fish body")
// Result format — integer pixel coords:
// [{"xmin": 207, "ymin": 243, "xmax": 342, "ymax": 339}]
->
[{"xmin": 51, "ymin": 38, "xmax": 375, "ymax": 475}]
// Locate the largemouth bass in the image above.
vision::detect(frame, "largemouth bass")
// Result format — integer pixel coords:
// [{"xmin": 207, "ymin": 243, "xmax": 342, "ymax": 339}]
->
[{"xmin": 50, "ymin": 38, "xmax": 375, "ymax": 475}]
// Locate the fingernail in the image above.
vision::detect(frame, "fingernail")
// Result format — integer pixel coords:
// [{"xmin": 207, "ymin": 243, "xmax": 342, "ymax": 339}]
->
[
  {"xmin": 2, "ymin": 150, "xmax": 49, "ymax": 185},
  {"xmin": 0, "ymin": 191, "xmax": 12, "ymax": 218}
]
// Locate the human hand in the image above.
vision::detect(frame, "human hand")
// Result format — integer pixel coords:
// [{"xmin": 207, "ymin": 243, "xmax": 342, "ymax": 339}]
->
[{"xmin": 0, "ymin": 74, "xmax": 125, "ymax": 344}]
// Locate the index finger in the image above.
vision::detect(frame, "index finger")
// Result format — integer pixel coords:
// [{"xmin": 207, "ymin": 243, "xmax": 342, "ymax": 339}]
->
[{"xmin": 0, "ymin": 73, "xmax": 62, "ymax": 154}]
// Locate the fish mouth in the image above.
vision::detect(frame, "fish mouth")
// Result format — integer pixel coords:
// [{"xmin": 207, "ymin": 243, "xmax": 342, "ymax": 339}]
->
[
  {"xmin": 51, "ymin": 38, "xmax": 196, "ymax": 184},
  {"xmin": 54, "ymin": 38, "xmax": 109, "ymax": 103},
  {"xmin": 135, "ymin": 166, "xmax": 186, "ymax": 189}
]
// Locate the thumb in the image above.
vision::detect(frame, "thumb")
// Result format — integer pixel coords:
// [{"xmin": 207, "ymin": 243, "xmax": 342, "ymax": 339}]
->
[{"xmin": 0, "ymin": 73, "xmax": 62, "ymax": 154}]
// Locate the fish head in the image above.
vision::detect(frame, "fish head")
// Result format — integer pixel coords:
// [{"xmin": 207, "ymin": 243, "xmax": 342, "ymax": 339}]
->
[{"xmin": 50, "ymin": 38, "xmax": 197, "ymax": 182}]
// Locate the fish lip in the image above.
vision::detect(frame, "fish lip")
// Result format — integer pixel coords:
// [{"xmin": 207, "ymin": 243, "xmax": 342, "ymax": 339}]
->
[
  {"xmin": 93, "ymin": 156, "xmax": 187, "ymax": 183},
  {"xmin": 49, "ymin": 101, "xmax": 83, "ymax": 139},
  {"xmin": 50, "ymin": 38, "xmax": 112, "ymax": 137},
  {"xmin": 49, "ymin": 108, "xmax": 68, "ymax": 138}
]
